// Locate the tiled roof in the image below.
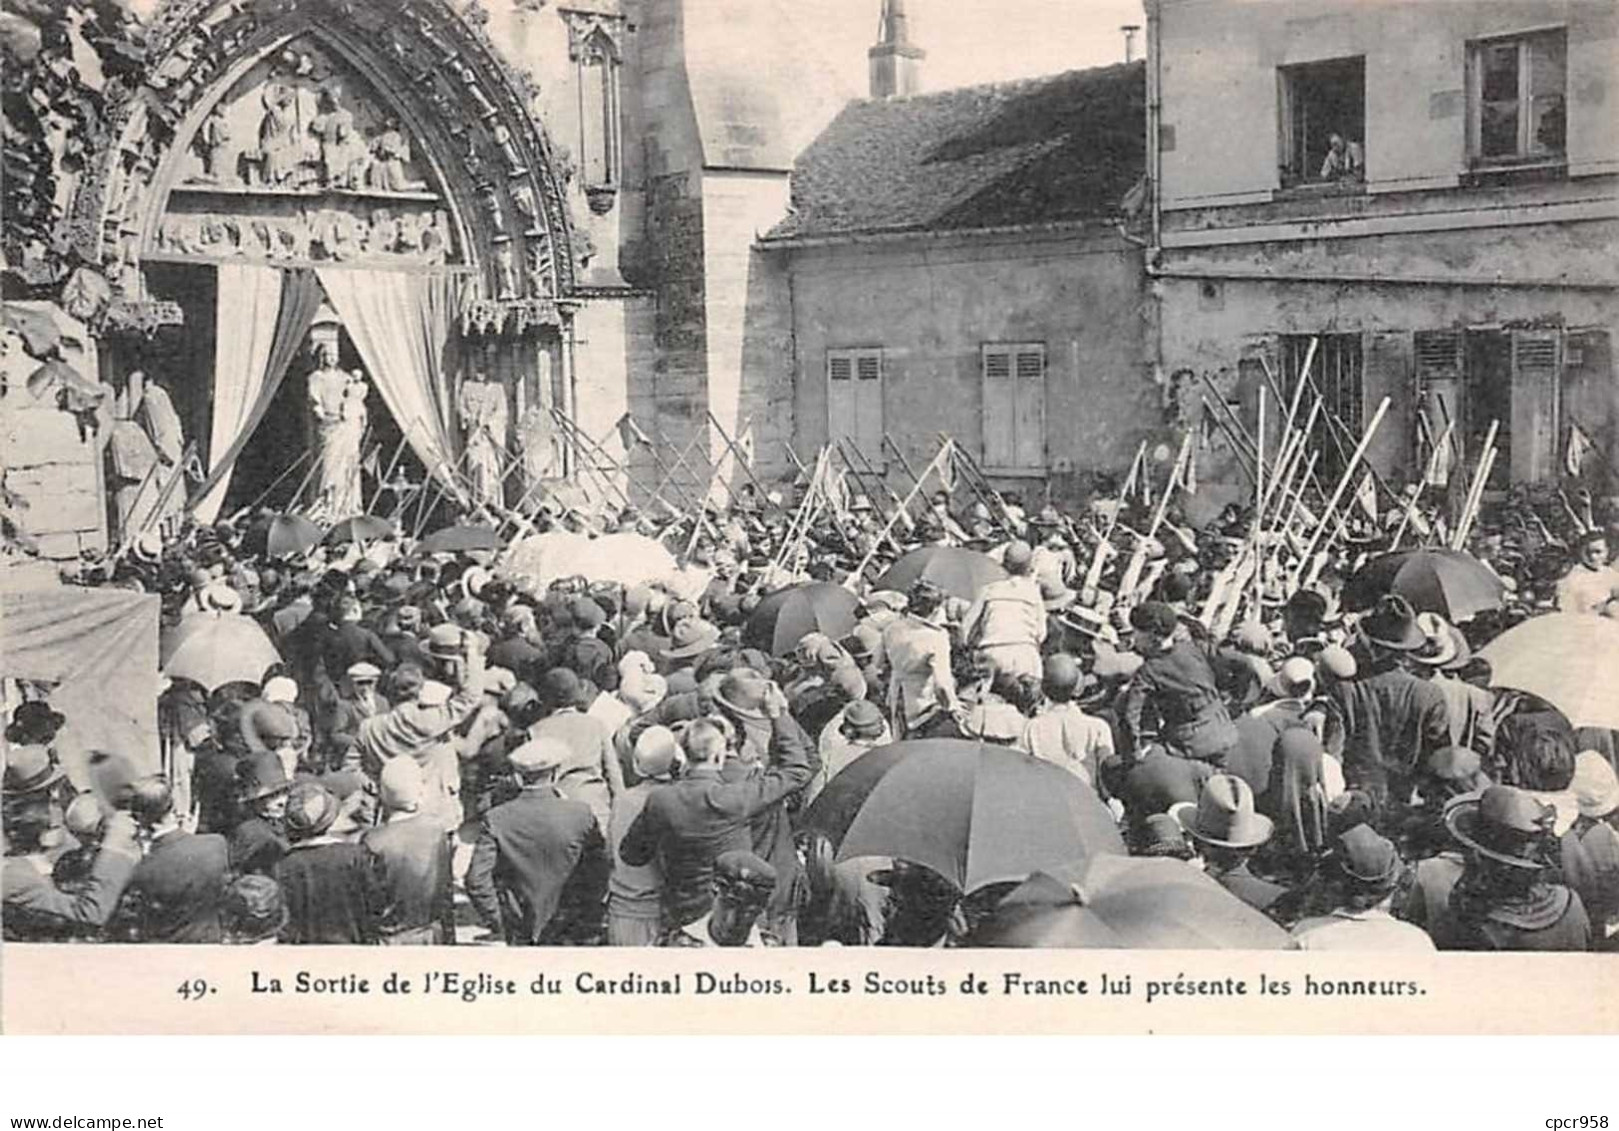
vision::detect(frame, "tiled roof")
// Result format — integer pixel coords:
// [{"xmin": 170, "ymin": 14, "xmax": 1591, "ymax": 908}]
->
[{"xmin": 763, "ymin": 61, "xmax": 1145, "ymax": 242}]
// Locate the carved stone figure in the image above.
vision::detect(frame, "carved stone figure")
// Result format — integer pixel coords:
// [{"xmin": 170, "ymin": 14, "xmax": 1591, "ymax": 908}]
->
[
  {"xmin": 455, "ymin": 61, "xmax": 499, "ymax": 119},
  {"xmin": 192, "ymin": 104, "xmax": 232, "ymax": 182},
  {"xmin": 481, "ymin": 184, "xmax": 507, "ymax": 236},
  {"xmin": 493, "ymin": 124, "xmax": 526, "ymax": 176},
  {"xmin": 526, "ymin": 238, "xmax": 555, "ymax": 298},
  {"xmin": 368, "ymin": 119, "xmax": 423, "ymax": 192},
  {"xmin": 511, "ymin": 183, "xmax": 539, "ymax": 230},
  {"xmin": 458, "ymin": 372, "xmax": 508, "ymax": 510},
  {"xmin": 494, "ymin": 240, "xmax": 518, "ymax": 300},
  {"xmin": 311, "ymin": 84, "xmax": 370, "ymax": 189},
  {"xmin": 257, "ymin": 83, "xmax": 301, "ymax": 186},
  {"xmin": 420, "ymin": 212, "xmax": 449, "ymax": 264},
  {"xmin": 308, "ymin": 335, "xmax": 367, "ymax": 521}
]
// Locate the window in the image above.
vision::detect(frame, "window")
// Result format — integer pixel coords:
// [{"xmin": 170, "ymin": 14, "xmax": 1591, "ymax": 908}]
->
[
  {"xmin": 1278, "ymin": 57, "xmax": 1366, "ymax": 189},
  {"xmin": 1280, "ymin": 333, "xmax": 1363, "ymax": 481},
  {"xmin": 981, "ymin": 343, "xmax": 1045, "ymax": 472},
  {"xmin": 1469, "ymin": 30, "xmax": 1566, "ymax": 165},
  {"xmin": 827, "ymin": 347, "xmax": 884, "ymax": 464}
]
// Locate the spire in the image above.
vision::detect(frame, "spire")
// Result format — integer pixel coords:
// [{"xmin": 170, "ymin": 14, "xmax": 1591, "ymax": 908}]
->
[{"xmin": 869, "ymin": 0, "xmax": 924, "ymax": 99}]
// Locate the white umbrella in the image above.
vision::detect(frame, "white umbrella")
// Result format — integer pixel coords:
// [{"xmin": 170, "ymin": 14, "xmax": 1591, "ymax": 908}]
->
[{"xmin": 1479, "ymin": 612, "xmax": 1619, "ymax": 731}]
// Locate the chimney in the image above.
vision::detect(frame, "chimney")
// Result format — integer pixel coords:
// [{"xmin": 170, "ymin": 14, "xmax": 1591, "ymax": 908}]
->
[
  {"xmin": 869, "ymin": 0, "xmax": 925, "ymax": 99},
  {"xmin": 1121, "ymin": 24, "xmax": 1141, "ymax": 64}
]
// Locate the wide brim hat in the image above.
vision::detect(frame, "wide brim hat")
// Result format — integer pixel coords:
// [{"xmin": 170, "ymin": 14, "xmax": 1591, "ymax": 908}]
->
[
  {"xmin": 283, "ymin": 781, "xmax": 339, "ymax": 840},
  {"xmin": 2, "ymin": 744, "xmax": 66, "ymax": 797},
  {"xmin": 1333, "ymin": 823, "xmax": 1401, "ymax": 888},
  {"xmin": 712, "ymin": 669, "xmax": 769, "ymax": 718},
  {"xmin": 1170, "ymin": 774, "xmax": 1274, "ymax": 850},
  {"xmin": 664, "ymin": 619, "xmax": 721, "ymax": 660},
  {"xmin": 1360, "ymin": 595, "xmax": 1426, "ymax": 651},
  {"xmin": 1412, "ymin": 612, "xmax": 1466, "ymax": 668},
  {"xmin": 1443, "ymin": 787, "xmax": 1554, "ymax": 870}
]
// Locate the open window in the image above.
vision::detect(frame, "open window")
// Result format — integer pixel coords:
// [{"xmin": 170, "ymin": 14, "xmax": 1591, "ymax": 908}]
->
[
  {"xmin": 1278, "ymin": 56, "xmax": 1366, "ymax": 189},
  {"xmin": 1468, "ymin": 29, "xmax": 1566, "ymax": 167}
]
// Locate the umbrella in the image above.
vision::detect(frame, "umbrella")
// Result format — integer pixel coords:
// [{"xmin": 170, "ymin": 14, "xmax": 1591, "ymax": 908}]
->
[
  {"xmin": 162, "ymin": 614, "xmax": 282, "ymax": 692},
  {"xmin": 1479, "ymin": 613, "xmax": 1619, "ymax": 731},
  {"xmin": 574, "ymin": 532, "xmax": 678, "ymax": 587},
  {"xmin": 418, "ymin": 523, "xmax": 503, "ymax": 554},
  {"xmin": 967, "ymin": 856, "xmax": 1296, "ymax": 949},
  {"xmin": 744, "ymin": 582, "xmax": 859, "ymax": 655},
  {"xmin": 1343, "ymin": 548, "xmax": 1506, "ymax": 623},
  {"xmin": 875, "ymin": 546, "xmax": 1007, "ymax": 601},
  {"xmin": 325, "ymin": 514, "xmax": 395, "ymax": 546},
  {"xmin": 804, "ymin": 739, "xmax": 1126, "ymax": 893},
  {"xmin": 265, "ymin": 513, "xmax": 323, "ymax": 558}
]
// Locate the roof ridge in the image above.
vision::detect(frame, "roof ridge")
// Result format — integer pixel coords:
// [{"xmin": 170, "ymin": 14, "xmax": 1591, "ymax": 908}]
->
[{"xmin": 845, "ymin": 58, "xmax": 1145, "ymax": 108}]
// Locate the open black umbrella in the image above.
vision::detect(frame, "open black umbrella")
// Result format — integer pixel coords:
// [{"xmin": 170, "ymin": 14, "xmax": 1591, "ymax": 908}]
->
[
  {"xmin": 1343, "ymin": 548, "xmax": 1506, "ymax": 623},
  {"xmin": 803, "ymin": 739, "xmax": 1126, "ymax": 894},
  {"xmin": 743, "ymin": 582, "xmax": 859, "ymax": 655},
  {"xmin": 418, "ymin": 523, "xmax": 503, "ymax": 554},
  {"xmin": 265, "ymin": 513, "xmax": 323, "ymax": 558},
  {"xmin": 875, "ymin": 546, "xmax": 1007, "ymax": 601},
  {"xmin": 967, "ymin": 857, "xmax": 1296, "ymax": 949}
]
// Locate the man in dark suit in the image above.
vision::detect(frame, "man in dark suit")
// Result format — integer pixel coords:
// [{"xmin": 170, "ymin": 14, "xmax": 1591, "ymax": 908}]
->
[
  {"xmin": 363, "ymin": 757, "xmax": 455, "ymax": 945},
  {"xmin": 620, "ymin": 687, "xmax": 815, "ymax": 937},
  {"xmin": 276, "ymin": 781, "xmax": 377, "ymax": 944},
  {"xmin": 112, "ymin": 775, "xmax": 230, "ymax": 943},
  {"xmin": 466, "ymin": 737, "xmax": 608, "ymax": 945}
]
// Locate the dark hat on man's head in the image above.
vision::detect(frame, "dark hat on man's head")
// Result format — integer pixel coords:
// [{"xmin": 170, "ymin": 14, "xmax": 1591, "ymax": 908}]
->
[
  {"xmin": 839, "ymin": 699, "xmax": 887, "ymax": 741},
  {"xmin": 713, "ymin": 668, "xmax": 770, "ymax": 719},
  {"xmin": 537, "ymin": 667, "xmax": 587, "ymax": 712},
  {"xmin": 1360, "ymin": 595, "xmax": 1426, "ymax": 652},
  {"xmin": 1129, "ymin": 601, "xmax": 1179, "ymax": 640},
  {"xmin": 1445, "ymin": 785, "xmax": 1557, "ymax": 869},
  {"xmin": 1333, "ymin": 824, "xmax": 1400, "ymax": 890},
  {"xmin": 237, "ymin": 749, "xmax": 290, "ymax": 802}
]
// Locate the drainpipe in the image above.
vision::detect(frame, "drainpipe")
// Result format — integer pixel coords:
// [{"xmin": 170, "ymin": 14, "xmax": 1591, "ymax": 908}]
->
[{"xmin": 1144, "ymin": 0, "xmax": 1167, "ymax": 407}]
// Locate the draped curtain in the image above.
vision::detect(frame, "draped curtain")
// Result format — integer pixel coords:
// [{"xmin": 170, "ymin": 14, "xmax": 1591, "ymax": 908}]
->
[
  {"xmin": 317, "ymin": 268, "xmax": 467, "ymax": 503},
  {"xmin": 192, "ymin": 266, "xmax": 323, "ymax": 522}
]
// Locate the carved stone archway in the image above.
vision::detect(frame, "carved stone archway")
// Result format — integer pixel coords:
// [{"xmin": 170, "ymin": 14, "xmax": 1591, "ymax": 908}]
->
[{"xmin": 67, "ymin": 0, "xmax": 580, "ymax": 329}]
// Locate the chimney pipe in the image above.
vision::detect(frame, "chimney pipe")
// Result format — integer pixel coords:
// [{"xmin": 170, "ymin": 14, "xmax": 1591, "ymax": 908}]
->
[{"xmin": 1122, "ymin": 24, "xmax": 1141, "ymax": 64}]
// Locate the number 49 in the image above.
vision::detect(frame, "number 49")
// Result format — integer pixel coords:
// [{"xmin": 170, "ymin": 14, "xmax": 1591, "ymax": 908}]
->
[{"xmin": 176, "ymin": 978, "xmax": 210, "ymax": 1001}]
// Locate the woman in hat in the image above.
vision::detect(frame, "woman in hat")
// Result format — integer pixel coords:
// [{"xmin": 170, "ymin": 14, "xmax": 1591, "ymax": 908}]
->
[{"xmin": 1431, "ymin": 786, "xmax": 1592, "ymax": 951}]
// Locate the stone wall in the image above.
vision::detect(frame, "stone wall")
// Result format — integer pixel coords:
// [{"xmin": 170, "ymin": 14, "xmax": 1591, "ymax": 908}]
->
[{"xmin": 781, "ymin": 226, "xmax": 1157, "ymax": 504}]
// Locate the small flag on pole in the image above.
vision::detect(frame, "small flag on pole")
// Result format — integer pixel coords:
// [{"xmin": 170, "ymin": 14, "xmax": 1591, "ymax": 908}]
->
[
  {"xmin": 735, "ymin": 420, "xmax": 755, "ymax": 469},
  {"xmin": 361, "ymin": 446, "xmax": 381, "ymax": 478},
  {"xmin": 617, "ymin": 413, "xmax": 653, "ymax": 450},
  {"xmin": 1354, "ymin": 471, "xmax": 1378, "ymax": 521},
  {"xmin": 1566, "ymin": 422, "xmax": 1594, "ymax": 477}
]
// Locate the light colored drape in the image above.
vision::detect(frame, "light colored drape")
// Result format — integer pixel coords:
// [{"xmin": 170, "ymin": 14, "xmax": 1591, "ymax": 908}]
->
[
  {"xmin": 195, "ymin": 263, "xmax": 282, "ymax": 522},
  {"xmin": 317, "ymin": 268, "xmax": 466, "ymax": 502}
]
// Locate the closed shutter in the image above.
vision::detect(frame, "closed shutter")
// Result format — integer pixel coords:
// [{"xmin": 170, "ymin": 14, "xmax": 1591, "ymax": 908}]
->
[
  {"xmin": 982, "ymin": 343, "xmax": 1046, "ymax": 471},
  {"xmin": 1014, "ymin": 346, "xmax": 1046, "ymax": 470},
  {"xmin": 982, "ymin": 346, "xmax": 1015, "ymax": 469},
  {"xmin": 855, "ymin": 350, "xmax": 884, "ymax": 463},
  {"xmin": 1510, "ymin": 329, "xmax": 1561, "ymax": 483},
  {"xmin": 829, "ymin": 348, "xmax": 883, "ymax": 460},
  {"xmin": 1415, "ymin": 330, "xmax": 1465, "ymax": 485}
]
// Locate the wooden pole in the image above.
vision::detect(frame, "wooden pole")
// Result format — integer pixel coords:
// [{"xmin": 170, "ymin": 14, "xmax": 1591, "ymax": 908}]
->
[
  {"xmin": 844, "ymin": 439, "xmax": 954, "ymax": 589},
  {"xmin": 1455, "ymin": 446, "xmax": 1499, "ymax": 550},
  {"xmin": 1291, "ymin": 397, "xmax": 1391, "ymax": 586},
  {"xmin": 1451, "ymin": 419, "xmax": 1499, "ymax": 551},
  {"xmin": 1391, "ymin": 420, "xmax": 1454, "ymax": 551},
  {"xmin": 707, "ymin": 410, "xmax": 781, "ymax": 514}
]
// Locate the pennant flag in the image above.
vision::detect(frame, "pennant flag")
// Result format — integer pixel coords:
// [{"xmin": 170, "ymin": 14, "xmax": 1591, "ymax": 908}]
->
[
  {"xmin": 617, "ymin": 413, "xmax": 653, "ymax": 450},
  {"xmin": 735, "ymin": 420, "xmax": 756, "ymax": 468},
  {"xmin": 183, "ymin": 452, "xmax": 206, "ymax": 483},
  {"xmin": 361, "ymin": 445, "xmax": 381, "ymax": 479},
  {"xmin": 1567, "ymin": 422, "xmax": 1594, "ymax": 477},
  {"xmin": 1354, "ymin": 471, "xmax": 1378, "ymax": 521}
]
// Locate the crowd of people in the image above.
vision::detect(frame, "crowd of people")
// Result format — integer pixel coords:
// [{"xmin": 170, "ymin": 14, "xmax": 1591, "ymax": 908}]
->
[{"xmin": 5, "ymin": 470, "xmax": 1619, "ymax": 951}]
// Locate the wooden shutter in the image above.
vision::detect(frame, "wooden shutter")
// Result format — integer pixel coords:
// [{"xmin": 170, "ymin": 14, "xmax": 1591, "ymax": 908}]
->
[
  {"xmin": 1510, "ymin": 329, "xmax": 1561, "ymax": 483},
  {"xmin": 827, "ymin": 351, "xmax": 856, "ymax": 451},
  {"xmin": 982, "ymin": 345, "xmax": 1015, "ymax": 469},
  {"xmin": 854, "ymin": 350, "xmax": 884, "ymax": 463},
  {"xmin": 1014, "ymin": 345, "xmax": 1046, "ymax": 470},
  {"xmin": 1415, "ymin": 330, "xmax": 1465, "ymax": 477}
]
